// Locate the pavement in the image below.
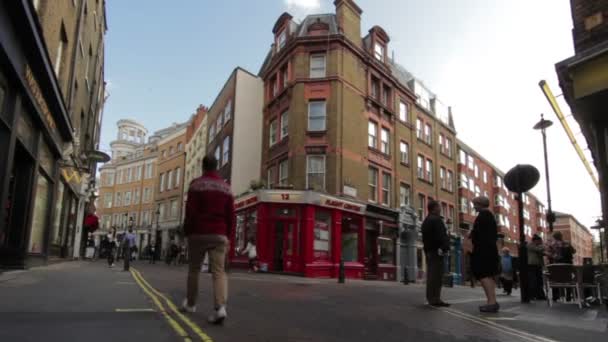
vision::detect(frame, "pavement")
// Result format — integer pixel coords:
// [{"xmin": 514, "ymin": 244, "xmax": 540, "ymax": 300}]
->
[{"xmin": 1, "ymin": 261, "xmax": 607, "ymax": 342}]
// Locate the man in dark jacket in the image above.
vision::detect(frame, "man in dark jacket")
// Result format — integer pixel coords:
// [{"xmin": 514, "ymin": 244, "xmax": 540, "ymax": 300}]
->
[
  {"xmin": 421, "ymin": 200, "xmax": 451, "ymax": 307},
  {"xmin": 180, "ymin": 155, "xmax": 234, "ymax": 325}
]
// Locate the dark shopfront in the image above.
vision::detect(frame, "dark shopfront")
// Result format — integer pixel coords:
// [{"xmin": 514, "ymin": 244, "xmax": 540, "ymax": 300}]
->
[
  {"xmin": 0, "ymin": 2, "xmax": 74, "ymax": 268},
  {"xmin": 232, "ymin": 190, "xmax": 398, "ymax": 280}
]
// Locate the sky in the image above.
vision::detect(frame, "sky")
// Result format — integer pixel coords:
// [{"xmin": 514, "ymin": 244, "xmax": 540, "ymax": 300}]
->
[{"xmin": 101, "ymin": 0, "xmax": 601, "ymax": 233}]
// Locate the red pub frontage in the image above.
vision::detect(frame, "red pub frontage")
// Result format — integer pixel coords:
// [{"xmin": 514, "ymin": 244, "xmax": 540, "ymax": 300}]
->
[{"xmin": 230, "ymin": 190, "xmax": 399, "ymax": 281}]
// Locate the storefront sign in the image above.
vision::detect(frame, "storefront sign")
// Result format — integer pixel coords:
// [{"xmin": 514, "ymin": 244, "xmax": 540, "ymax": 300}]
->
[
  {"xmin": 266, "ymin": 192, "xmax": 303, "ymax": 203},
  {"xmin": 24, "ymin": 65, "xmax": 56, "ymax": 131},
  {"xmin": 235, "ymin": 195, "xmax": 258, "ymax": 210},
  {"xmin": 61, "ymin": 167, "xmax": 84, "ymax": 186},
  {"xmin": 319, "ymin": 195, "xmax": 364, "ymax": 214},
  {"xmin": 343, "ymin": 185, "xmax": 357, "ymax": 197}
]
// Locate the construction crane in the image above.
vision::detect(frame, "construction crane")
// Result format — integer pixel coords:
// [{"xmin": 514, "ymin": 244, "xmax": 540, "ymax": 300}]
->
[{"xmin": 538, "ymin": 80, "xmax": 599, "ymax": 190}]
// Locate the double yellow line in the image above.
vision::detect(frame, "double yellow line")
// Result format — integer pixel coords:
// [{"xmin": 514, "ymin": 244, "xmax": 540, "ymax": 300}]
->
[{"xmin": 130, "ymin": 268, "xmax": 214, "ymax": 342}]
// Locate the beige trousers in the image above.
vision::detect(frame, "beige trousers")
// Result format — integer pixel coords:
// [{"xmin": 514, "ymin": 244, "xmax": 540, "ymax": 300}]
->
[{"xmin": 186, "ymin": 234, "xmax": 228, "ymax": 308}]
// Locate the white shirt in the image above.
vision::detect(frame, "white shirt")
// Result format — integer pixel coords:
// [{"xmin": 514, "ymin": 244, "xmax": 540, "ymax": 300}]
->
[{"xmin": 243, "ymin": 242, "xmax": 257, "ymax": 259}]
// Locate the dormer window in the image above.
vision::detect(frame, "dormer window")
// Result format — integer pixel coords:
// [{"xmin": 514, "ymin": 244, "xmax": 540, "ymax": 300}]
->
[
  {"xmin": 277, "ymin": 30, "xmax": 287, "ymax": 51},
  {"xmin": 374, "ymin": 43, "xmax": 385, "ymax": 61}
]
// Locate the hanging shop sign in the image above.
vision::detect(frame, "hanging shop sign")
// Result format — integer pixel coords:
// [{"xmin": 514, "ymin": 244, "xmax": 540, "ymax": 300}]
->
[{"xmin": 24, "ymin": 65, "xmax": 57, "ymax": 131}]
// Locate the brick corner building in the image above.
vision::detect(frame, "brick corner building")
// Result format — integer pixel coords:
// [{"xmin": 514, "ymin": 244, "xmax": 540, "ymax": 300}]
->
[{"xmin": 554, "ymin": 211, "xmax": 594, "ymax": 265}]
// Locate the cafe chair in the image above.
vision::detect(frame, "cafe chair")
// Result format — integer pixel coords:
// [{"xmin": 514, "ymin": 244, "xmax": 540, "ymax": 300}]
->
[
  {"xmin": 544, "ymin": 264, "xmax": 582, "ymax": 309},
  {"xmin": 581, "ymin": 265, "xmax": 603, "ymax": 305}
]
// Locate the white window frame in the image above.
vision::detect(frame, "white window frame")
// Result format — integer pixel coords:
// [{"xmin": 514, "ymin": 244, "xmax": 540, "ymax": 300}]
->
[
  {"xmin": 306, "ymin": 155, "xmax": 326, "ymax": 190},
  {"xmin": 269, "ymin": 119, "xmax": 278, "ymax": 146},
  {"xmin": 368, "ymin": 167, "xmax": 378, "ymax": 203},
  {"xmin": 175, "ymin": 167, "xmax": 181, "ymax": 188},
  {"xmin": 417, "ymin": 155, "xmax": 424, "ymax": 179},
  {"xmin": 400, "ymin": 141, "xmax": 409, "ymax": 164},
  {"xmin": 160, "ymin": 173, "xmax": 165, "ymax": 192},
  {"xmin": 399, "ymin": 101, "xmax": 408, "ymax": 122},
  {"xmin": 399, "ymin": 183, "xmax": 411, "ymax": 207},
  {"xmin": 309, "ymin": 54, "xmax": 326, "ymax": 78},
  {"xmin": 380, "ymin": 128, "xmax": 389, "ymax": 154},
  {"xmin": 368, "ymin": 121, "xmax": 377, "ymax": 148},
  {"xmin": 214, "ymin": 145, "xmax": 221, "ymax": 164},
  {"xmin": 374, "ymin": 43, "xmax": 384, "ymax": 61},
  {"xmin": 308, "ymin": 101, "xmax": 326, "ymax": 132},
  {"xmin": 224, "ymin": 100, "xmax": 232, "ymax": 123},
  {"xmin": 279, "ymin": 159, "xmax": 288, "ymax": 186},
  {"xmin": 280, "ymin": 111, "xmax": 289, "ymax": 139},
  {"xmin": 424, "ymin": 124, "xmax": 432, "ymax": 145},
  {"xmin": 426, "ymin": 159, "xmax": 433, "ymax": 183},
  {"xmin": 167, "ymin": 170, "xmax": 174, "ymax": 189},
  {"xmin": 381, "ymin": 172, "xmax": 391, "ymax": 206},
  {"xmin": 277, "ymin": 30, "xmax": 287, "ymax": 50},
  {"xmin": 222, "ymin": 136, "xmax": 230, "ymax": 166}
]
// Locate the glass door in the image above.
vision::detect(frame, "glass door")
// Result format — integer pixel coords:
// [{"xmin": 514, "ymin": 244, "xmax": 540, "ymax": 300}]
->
[
  {"xmin": 283, "ymin": 220, "xmax": 299, "ymax": 273},
  {"xmin": 273, "ymin": 221, "xmax": 285, "ymax": 272}
]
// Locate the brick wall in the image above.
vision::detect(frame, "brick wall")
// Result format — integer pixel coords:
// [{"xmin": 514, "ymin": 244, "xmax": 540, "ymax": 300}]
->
[{"xmin": 570, "ymin": 0, "xmax": 608, "ymax": 53}]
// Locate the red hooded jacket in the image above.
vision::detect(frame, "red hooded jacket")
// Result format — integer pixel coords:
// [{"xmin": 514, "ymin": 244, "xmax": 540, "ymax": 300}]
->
[{"xmin": 183, "ymin": 171, "xmax": 234, "ymax": 237}]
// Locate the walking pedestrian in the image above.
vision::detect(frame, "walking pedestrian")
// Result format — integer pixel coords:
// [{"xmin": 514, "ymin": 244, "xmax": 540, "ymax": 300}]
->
[
  {"xmin": 122, "ymin": 228, "xmax": 137, "ymax": 271},
  {"xmin": 107, "ymin": 234, "xmax": 116, "ymax": 268},
  {"xmin": 180, "ymin": 155, "xmax": 234, "ymax": 325},
  {"xmin": 149, "ymin": 244, "xmax": 156, "ymax": 264},
  {"xmin": 527, "ymin": 234, "xmax": 547, "ymax": 300},
  {"xmin": 468, "ymin": 196, "xmax": 500, "ymax": 313},
  {"xmin": 421, "ymin": 200, "xmax": 451, "ymax": 307},
  {"xmin": 499, "ymin": 247, "xmax": 514, "ymax": 296}
]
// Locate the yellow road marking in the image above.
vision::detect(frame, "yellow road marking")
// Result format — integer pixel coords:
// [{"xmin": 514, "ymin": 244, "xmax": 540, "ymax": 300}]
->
[
  {"xmin": 115, "ymin": 308, "xmax": 155, "ymax": 312},
  {"xmin": 130, "ymin": 269, "xmax": 192, "ymax": 342},
  {"xmin": 437, "ymin": 307, "xmax": 559, "ymax": 342},
  {"xmin": 132, "ymin": 268, "xmax": 214, "ymax": 342}
]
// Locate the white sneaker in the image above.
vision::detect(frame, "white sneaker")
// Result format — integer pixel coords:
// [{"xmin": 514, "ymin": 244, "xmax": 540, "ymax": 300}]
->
[
  {"xmin": 180, "ymin": 298, "xmax": 196, "ymax": 313},
  {"xmin": 207, "ymin": 306, "xmax": 227, "ymax": 325}
]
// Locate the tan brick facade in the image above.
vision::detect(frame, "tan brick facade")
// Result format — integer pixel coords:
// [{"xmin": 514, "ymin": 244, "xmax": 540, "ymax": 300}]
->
[{"xmin": 554, "ymin": 212, "xmax": 594, "ymax": 265}]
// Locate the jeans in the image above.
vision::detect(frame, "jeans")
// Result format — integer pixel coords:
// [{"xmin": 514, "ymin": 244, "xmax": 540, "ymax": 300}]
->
[{"xmin": 425, "ymin": 251, "xmax": 444, "ymax": 305}]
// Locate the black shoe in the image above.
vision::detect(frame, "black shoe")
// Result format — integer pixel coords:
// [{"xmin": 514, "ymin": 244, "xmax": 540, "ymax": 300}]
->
[
  {"xmin": 479, "ymin": 303, "xmax": 500, "ymax": 313},
  {"xmin": 430, "ymin": 301, "xmax": 451, "ymax": 307}
]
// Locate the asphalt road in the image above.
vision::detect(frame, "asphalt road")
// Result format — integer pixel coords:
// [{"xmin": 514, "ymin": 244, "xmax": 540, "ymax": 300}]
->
[{"xmin": 1, "ymin": 261, "xmax": 606, "ymax": 342}]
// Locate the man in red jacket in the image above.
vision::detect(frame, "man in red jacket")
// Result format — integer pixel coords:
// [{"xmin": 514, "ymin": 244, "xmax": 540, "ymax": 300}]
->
[{"xmin": 181, "ymin": 155, "xmax": 234, "ymax": 325}]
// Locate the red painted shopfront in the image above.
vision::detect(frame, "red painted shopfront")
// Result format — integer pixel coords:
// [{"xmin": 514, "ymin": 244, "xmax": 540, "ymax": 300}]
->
[{"xmin": 230, "ymin": 190, "xmax": 399, "ymax": 280}]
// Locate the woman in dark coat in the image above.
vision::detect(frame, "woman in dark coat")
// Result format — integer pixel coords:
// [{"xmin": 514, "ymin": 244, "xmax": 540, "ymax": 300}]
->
[{"xmin": 469, "ymin": 196, "xmax": 500, "ymax": 313}]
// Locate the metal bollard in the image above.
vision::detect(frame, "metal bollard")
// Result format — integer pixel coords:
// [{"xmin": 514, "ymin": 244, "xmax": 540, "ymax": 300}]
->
[{"xmin": 338, "ymin": 258, "xmax": 345, "ymax": 284}]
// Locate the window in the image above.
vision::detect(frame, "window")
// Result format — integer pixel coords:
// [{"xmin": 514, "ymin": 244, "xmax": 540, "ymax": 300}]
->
[
  {"xmin": 399, "ymin": 142, "xmax": 409, "ymax": 164},
  {"xmin": 178, "ymin": 143, "xmax": 183, "ymax": 152},
  {"xmin": 222, "ymin": 137, "xmax": 230, "ymax": 165},
  {"xmin": 104, "ymin": 193, "xmax": 113, "ymax": 209},
  {"xmin": 269, "ymin": 119, "xmax": 277, "ymax": 146},
  {"xmin": 209, "ymin": 123, "xmax": 216, "ymax": 142},
  {"xmin": 399, "ymin": 101, "xmax": 408, "ymax": 122},
  {"xmin": 170, "ymin": 200, "xmax": 179, "ymax": 218},
  {"xmin": 162, "ymin": 150, "xmax": 167, "ymax": 159},
  {"xmin": 459, "ymin": 149, "xmax": 467, "ymax": 165},
  {"xmin": 380, "ymin": 128, "xmax": 389, "ymax": 154},
  {"xmin": 368, "ymin": 121, "xmax": 377, "ymax": 148},
  {"xmin": 382, "ymin": 85, "xmax": 391, "ymax": 106},
  {"xmin": 146, "ymin": 163, "xmax": 153, "ymax": 179},
  {"xmin": 371, "ymin": 78, "xmax": 379, "ymax": 99},
  {"xmin": 440, "ymin": 167, "xmax": 446, "ymax": 189},
  {"xmin": 483, "ymin": 171, "xmax": 488, "ymax": 184},
  {"xmin": 214, "ymin": 146, "xmax": 220, "ymax": 164},
  {"xmin": 467, "ymin": 155, "xmax": 475, "ymax": 170},
  {"xmin": 267, "ymin": 166, "xmax": 275, "ymax": 188},
  {"xmin": 382, "ymin": 172, "xmax": 391, "ymax": 206},
  {"xmin": 475, "ymin": 185, "xmax": 481, "ymax": 197},
  {"xmin": 306, "ymin": 155, "xmax": 326, "ymax": 190},
  {"xmin": 308, "ymin": 101, "xmax": 326, "ymax": 131},
  {"xmin": 416, "ymin": 118, "xmax": 423, "ymax": 139},
  {"xmin": 224, "ymin": 100, "xmax": 232, "ymax": 123},
  {"xmin": 279, "ymin": 160, "xmax": 288, "ymax": 186},
  {"xmin": 426, "ymin": 159, "xmax": 433, "ymax": 183},
  {"xmin": 418, "ymin": 194, "xmax": 426, "ymax": 219},
  {"xmin": 159, "ymin": 173, "xmax": 165, "ymax": 192},
  {"xmin": 468, "ymin": 177, "xmax": 475, "ymax": 192},
  {"xmin": 417, "ymin": 155, "xmax": 424, "ymax": 179},
  {"xmin": 374, "ymin": 43, "xmax": 384, "ymax": 61},
  {"xmin": 277, "ymin": 30, "xmax": 287, "ymax": 50},
  {"xmin": 342, "ymin": 218, "xmax": 359, "ymax": 262},
  {"xmin": 175, "ymin": 167, "xmax": 181, "ymax": 188},
  {"xmin": 445, "ymin": 138, "xmax": 452, "ymax": 157},
  {"xmin": 399, "ymin": 183, "xmax": 411, "ymax": 207},
  {"xmin": 144, "ymin": 187, "xmax": 151, "ymax": 203},
  {"xmin": 159, "ymin": 203, "xmax": 166, "ymax": 220},
  {"xmin": 55, "ymin": 24, "xmax": 67, "ymax": 76},
  {"xmin": 459, "ymin": 173, "xmax": 468, "ymax": 188},
  {"xmin": 216, "ymin": 119, "xmax": 222, "ymax": 135},
  {"xmin": 310, "ymin": 54, "xmax": 326, "ymax": 78},
  {"xmin": 313, "ymin": 210, "xmax": 331, "ymax": 260},
  {"xmin": 495, "ymin": 175, "xmax": 503, "ymax": 187},
  {"xmin": 447, "ymin": 170, "xmax": 454, "ymax": 191},
  {"xmin": 134, "ymin": 189, "xmax": 140, "ymax": 204},
  {"xmin": 368, "ymin": 167, "xmax": 378, "ymax": 202},
  {"xmin": 474, "ymin": 165, "xmax": 479, "ymax": 178},
  {"xmin": 424, "ymin": 124, "xmax": 432, "ymax": 145},
  {"xmin": 124, "ymin": 191, "xmax": 132, "ymax": 206},
  {"xmin": 127, "ymin": 168, "xmax": 132, "ymax": 183},
  {"xmin": 282, "ymin": 67, "xmax": 289, "ymax": 88},
  {"xmin": 459, "ymin": 197, "xmax": 468, "ymax": 213},
  {"xmin": 438, "ymin": 134, "xmax": 444, "ymax": 152},
  {"xmin": 280, "ymin": 111, "xmax": 289, "ymax": 139},
  {"xmin": 136, "ymin": 165, "xmax": 142, "ymax": 181},
  {"xmin": 167, "ymin": 170, "xmax": 174, "ymax": 189}
]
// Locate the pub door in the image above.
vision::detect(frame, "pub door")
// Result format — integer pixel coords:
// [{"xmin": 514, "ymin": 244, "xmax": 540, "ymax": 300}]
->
[
  {"xmin": 364, "ymin": 229, "xmax": 379, "ymax": 279},
  {"xmin": 273, "ymin": 219, "xmax": 298, "ymax": 273}
]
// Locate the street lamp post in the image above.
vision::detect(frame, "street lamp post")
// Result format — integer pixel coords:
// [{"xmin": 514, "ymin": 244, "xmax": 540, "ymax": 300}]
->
[
  {"xmin": 153, "ymin": 205, "xmax": 160, "ymax": 264},
  {"xmin": 533, "ymin": 114, "xmax": 556, "ymax": 233},
  {"xmin": 124, "ymin": 216, "xmax": 133, "ymax": 271}
]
